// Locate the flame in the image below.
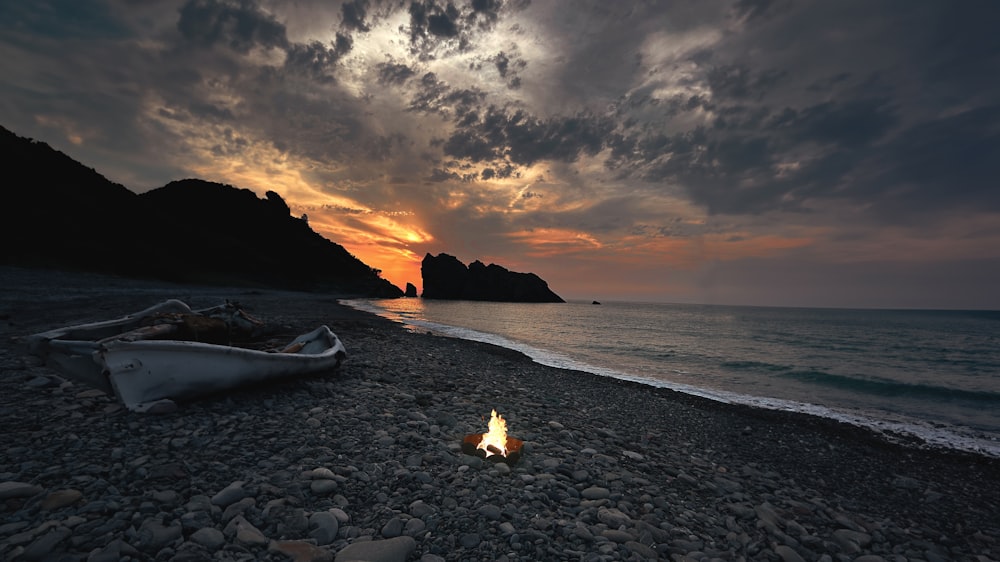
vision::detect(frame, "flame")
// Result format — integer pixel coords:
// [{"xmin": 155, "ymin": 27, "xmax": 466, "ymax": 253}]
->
[{"xmin": 476, "ymin": 409, "xmax": 509, "ymax": 457}]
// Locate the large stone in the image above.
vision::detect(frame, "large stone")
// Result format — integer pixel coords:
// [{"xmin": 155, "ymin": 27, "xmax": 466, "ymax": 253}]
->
[
  {"xmin": 832, "ymin": 529, "xmax": 872, "ymax": 554},
  {"xmin": 477, "ymin": 504, "xmax": 502, "ymax": 520},
  {"xmin": 381, "ymin": 517, "xmax": 404, "ymax": 538},
  {"xmin": 311, "ymin": 480, "xmax": 338, "ymax": 495},
  {"xmin": 597, "ymin": 507, "xmax": 631, "ymax": 527},
  {"xmin": 308, "ymin": 467, "xmax": 337, "ymax": 480},
  {"xmin": 403, "ymin": 518, "xmax": 426, "ymax": 536},
  {"xmin": 0, "ymin": 481, "xmax": 43, "ymax": 499},
  {"xmin": 334, "ymin": 536, "xmax": 415, "ymax": 562},
  {"xmin": 21, "ymin": 528, "xmax": 71, "ymax": 561},
  {"xmin": 190, "ymin": 527, "xmax": 226, "ymax": 551},
  {"xmin": 84, "ymin": 539, "xmax": 141, "ymax": 562},
  {"xmin": 601, "ymin": 529, "xmax": 634, "ymax": 543},
  {"xmin": 775, "ymin": 545, "xmax": 806, "ymax": 562},
  {"xmin": 270, "ymin": 540, "xmax": 334, "ymax": 562},
  {"xmin": 222, "ymin": 497, "xmax": 256, "ymax": 523},
  {"xmin": 40, "ymin": 489, "xmax": 83, "ymax": 510},
  {"xmin": 310, "ymin": 511, "xmax": 340, "ymax": 545},
  {"xmin": 211, "ymin": 481, "xmax": 248, "ymax": 507},
  {"xmin": 225, "ymin": 514, "xmax": 268, "ymax": 546},
  {"xmin": 625, "ymin": 541, "xmax": 658, "ymax": 559},
  {"xmin": 581, "ymin": 486, "xmax": 610, "ymax": 500},
  {"xmin": 138, "ymin": 519, "xmax": 183, "ymax": 551}
]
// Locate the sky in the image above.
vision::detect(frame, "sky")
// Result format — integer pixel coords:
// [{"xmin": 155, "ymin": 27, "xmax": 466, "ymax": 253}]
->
[{"xmin": 2, "ymin": 0, "xmax": 999, "ymax": 309}]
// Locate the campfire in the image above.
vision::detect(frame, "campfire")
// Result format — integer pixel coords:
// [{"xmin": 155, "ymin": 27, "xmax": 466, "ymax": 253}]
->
[{"xmin": 462, "ymin": 409, "xmax": 524, "ymax": 465}]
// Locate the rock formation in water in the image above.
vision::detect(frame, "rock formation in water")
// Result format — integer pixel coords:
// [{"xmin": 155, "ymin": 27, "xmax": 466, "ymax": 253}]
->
[
  {"xmin": 405, "ymin": 283, "xmax": 418, "ymax": 297},
  {"xmin": 420, "ymin": 253, "xmax": 564, "ymax": 303}
]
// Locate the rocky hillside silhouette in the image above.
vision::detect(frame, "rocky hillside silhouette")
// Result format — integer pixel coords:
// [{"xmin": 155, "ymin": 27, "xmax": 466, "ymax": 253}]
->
[
  {"xmin": 421, "ymin": 253, "xmax": 564, "ymax": 303},
  {"xmin": 0, "ymin": 126, "xmax": 402, "ymax": 297}
]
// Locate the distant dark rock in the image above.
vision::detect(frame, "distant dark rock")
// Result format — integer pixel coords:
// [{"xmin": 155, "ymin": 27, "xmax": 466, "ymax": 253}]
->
[
  {"xmin": 421, "ymin": 253, "xmax": 564, "ymax": 303},
  {"xmin": 405, "ymin": 283, "xmax": 418, "ymax": 297},
  {"xmin": 592, "ymin": 300, "xmax": 601, "ymax": 305},
  {"xmin": 0, "ymin": 125, "xmax": 402, "ymax": 298},
  {"xmin": 421, "ymin": 254, "xmax": 469, "ymax": 299}
]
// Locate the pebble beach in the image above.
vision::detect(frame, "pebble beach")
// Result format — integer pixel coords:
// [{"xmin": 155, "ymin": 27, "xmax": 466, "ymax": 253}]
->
[{"xmin": 1, "ymin": 267, "xmax": 998, "ymax": 562}]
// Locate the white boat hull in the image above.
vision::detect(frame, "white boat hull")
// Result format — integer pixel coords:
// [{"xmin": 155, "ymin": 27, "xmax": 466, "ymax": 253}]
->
[{"xmin": 24, "ymin": 300, "xmax": 346, "ymax": 411}]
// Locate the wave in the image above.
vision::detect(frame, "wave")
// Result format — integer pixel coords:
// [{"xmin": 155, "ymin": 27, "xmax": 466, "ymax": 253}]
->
[
  {"xmin": 778, "ymin": 370, "xmax": 1000, "ymax": 403},
  {"xmin": 720, "ymin": 360, "xmax": 792, "ymax": 372}
]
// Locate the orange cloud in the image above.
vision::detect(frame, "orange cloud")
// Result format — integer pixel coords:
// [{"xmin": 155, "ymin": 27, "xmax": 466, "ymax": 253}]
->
[
  {"xmin": 626, "ymin": 232, "xmax": 815, "ymax": 268},
  {"xmin": 506, "ymin": 228, "xmax": 604, "ymax": 257},
  {"xmin": 509, "ymin": 226, "xmax": 814, "ymax": 267}
]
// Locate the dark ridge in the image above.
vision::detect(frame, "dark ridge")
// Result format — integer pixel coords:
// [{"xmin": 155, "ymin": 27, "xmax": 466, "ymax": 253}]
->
[{"xmin": 0, "ymin": 125, "xmax": 402, "ymax": 297}]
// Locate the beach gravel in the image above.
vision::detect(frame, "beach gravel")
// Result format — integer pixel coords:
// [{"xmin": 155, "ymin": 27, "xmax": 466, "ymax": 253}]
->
[{"xmin": 1, "ymin": 266, "xmax": 999, "ymax": 561}]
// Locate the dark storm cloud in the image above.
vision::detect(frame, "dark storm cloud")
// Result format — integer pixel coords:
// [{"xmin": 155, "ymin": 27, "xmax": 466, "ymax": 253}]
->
[
  {"xmin": 404, "ymin": 0, "xmax": 523, "ymax": 57},
  {"xmin": 283, "ymin": 34, "xmax": 353, "ymax": 82},
  {"xmin": 408, "ymin": 1, "xmax": 460, "ymax": 41},
  {"xmin": 426, "ymin": 167, "xmax": 461, "ymax": 182},
  {"xmin": 611, "ymin": 94, "xmax": 1000, "ymax": 221},
  {"xmin": 177, "ymin": 0, "xmax": 288, "ymax": 53},
  {"xmin": 605, "ymin": 98, "xmax": 900, "ymax": 215},
  {"xmin": 910, "ymin": 2, "xmax": 1000, "ymax": 96},
  {"xmin": 806, "ymin": 72, "xmax": 852, "ymax": 93},
  {"xmin": 468, "ymin": 0, "xmax": 508, "ymax": 30},
  {"xmin": 341, "ymin": 0, "xmax": 371, "ymax": 32},
  {"xmin": 441, "ymin": 128, "xmax": 497, "ymax": 162},
  {"xmin": 376, "ymin": 60, "xmax": 416, "ymax": 85},
  {"xmin": 471, "ymin": 0, "xmax": 501, "ymax": 17},
  {"xmin": 847, "ymin": 105, "xmax": 1000, "ymax": 217},
  {"xmin": 706, "ymin": 64, "xmax": 786, "ymax": 101},
  {"xmin": 482, "ymin": 163, "xmax": 516, "ymax": 179},
  {"xmin": 443, "ymin": 105, "xmax": 614, "ymax": 167},
  {"xmin": 186, "ymin": 101, "xmax": 237, "ymax": 121},
  {"xmin": 490, "ymin": 50, "xmax": 526, "ymax": 89},
  {"xmin": 409, "ymin": 0, "xmax": 511, "ymax": 38},
  {"xmin": 588, "ymin": 1, "xmax": 1000, "ymax": 224},
  {"xmin": 464, "ymin": 47, "xmax": 526, "ymax": 89},
  {"xmin": 0, "ymin": 0, "xmax": 132, "ymax": 40},
  {"xmin": 365, "ymin": 133, "xmax": 406, "ymax": 161},
  {"xmin": 407, "ymin": 72, "xmax": 485, "ymax": 117},
  {"xmin": 767, "ymin": 98, "xmax": 898, "ymax": 149}
]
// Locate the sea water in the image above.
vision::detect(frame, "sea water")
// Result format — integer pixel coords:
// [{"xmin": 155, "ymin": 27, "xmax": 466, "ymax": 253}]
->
[{"xmin": 342, "ymin": 298, "xmax": 1000, "ymax": 457}]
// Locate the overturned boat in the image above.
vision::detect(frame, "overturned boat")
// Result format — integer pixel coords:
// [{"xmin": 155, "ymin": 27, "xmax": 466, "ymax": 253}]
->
[{"xmin": 24, "ymin": 299, "xmax": 346, "ymax": 412}]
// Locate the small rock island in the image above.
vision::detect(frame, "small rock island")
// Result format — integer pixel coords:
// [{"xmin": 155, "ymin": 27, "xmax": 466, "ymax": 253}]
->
[{"xmin": 421, "ymin": 253, "xmax": 565, "ymax": 303}]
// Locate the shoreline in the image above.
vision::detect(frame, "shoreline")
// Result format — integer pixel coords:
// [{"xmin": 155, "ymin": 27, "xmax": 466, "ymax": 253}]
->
[
  {"xmin": 2, "ymin": 267, "xmax": 999, "ymax": 561},
  {"xmin": 344, "ymin": 298, "xmax": 1000, "ymax": 461}
]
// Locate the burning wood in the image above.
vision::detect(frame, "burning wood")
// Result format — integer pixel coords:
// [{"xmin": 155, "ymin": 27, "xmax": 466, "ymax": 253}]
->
[{"xmin": 462, "ymin": 409, "xmax": 524, "ymax": 465}]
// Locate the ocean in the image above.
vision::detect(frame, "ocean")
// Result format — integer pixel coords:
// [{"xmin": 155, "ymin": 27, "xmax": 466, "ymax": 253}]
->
[{"xmin": 342, "ymin": 298, "xmax": 1000, "ymax": 458}]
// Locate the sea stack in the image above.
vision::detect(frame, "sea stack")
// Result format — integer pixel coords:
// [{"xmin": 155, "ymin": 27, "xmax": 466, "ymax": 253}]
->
[{"xmin": 421, "ymin": 253, "xmax": 564, "ymax": 303}]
